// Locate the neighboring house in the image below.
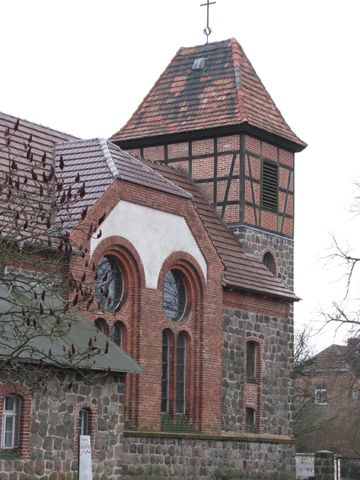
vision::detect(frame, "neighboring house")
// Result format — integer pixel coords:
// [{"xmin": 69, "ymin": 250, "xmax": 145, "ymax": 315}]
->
[
  {"xmin": 295, "ymin": 340, "xmax": 360, "ymax": 457},
  {"xmin": 0, "ymin": 37, "xmax": 306, "ymax": 479}
]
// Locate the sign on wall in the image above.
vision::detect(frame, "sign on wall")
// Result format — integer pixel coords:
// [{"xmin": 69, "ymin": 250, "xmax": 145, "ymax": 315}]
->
[
  {"xmin": 296, "ymin": 453, "xmax": 315, "ymax": 479},
  {"xmin": 79, "ymin": 435, "xmax": 92, "ymax": 480}
]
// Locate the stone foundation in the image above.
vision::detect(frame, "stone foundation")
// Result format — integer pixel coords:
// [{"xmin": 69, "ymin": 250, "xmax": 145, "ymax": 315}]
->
[{"xmin": 121, "ymin": 432, "xmax": 295, "ymax": 478}]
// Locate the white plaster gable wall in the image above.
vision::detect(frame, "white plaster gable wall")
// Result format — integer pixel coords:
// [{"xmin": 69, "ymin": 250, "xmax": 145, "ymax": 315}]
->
[{"xmin": 90, "ymin": 200, "xmax": 207, "ymax": 288}]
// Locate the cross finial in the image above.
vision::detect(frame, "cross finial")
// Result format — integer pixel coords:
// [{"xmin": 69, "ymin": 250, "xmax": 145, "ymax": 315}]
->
[{"xmin": 201, "ymin": 0, "xmax": 216, "ymax": 44}]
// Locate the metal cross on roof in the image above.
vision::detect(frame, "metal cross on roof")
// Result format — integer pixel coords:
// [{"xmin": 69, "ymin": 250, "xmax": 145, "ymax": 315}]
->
[{"xmin": 201, "ymin": 0, "xmax": 216, "ymax": 44}]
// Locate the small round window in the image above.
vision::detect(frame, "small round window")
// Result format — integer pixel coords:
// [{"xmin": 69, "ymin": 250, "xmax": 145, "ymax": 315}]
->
[
  {"xmin": 96, "ymin": 256, "xmax": 124, "ymax": 311},
  {"xmin": 163, "ymin": 269, "xmax": 187, "ymax": 321}
]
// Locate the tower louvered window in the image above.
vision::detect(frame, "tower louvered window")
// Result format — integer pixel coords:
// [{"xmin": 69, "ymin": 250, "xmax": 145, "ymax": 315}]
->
[{"xmin": 261, "ymin": 161, "xmax": 278, "ymax": 212}]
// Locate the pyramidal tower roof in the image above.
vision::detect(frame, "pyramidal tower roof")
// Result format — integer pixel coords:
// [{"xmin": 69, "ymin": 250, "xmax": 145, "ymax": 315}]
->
[{"xmin": 111, "ymin": 38, "xmax": 306, "ymax": 152}]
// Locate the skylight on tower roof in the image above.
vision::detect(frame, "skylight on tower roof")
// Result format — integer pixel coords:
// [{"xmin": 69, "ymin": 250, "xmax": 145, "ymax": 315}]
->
[{"xmin": 192, "ymin": 57, "xmax": 206, "ymax": 70}]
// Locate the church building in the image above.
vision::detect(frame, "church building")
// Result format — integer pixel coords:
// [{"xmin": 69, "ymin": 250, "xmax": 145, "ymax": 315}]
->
[{"xmin": 0, "ymin": 37, "xmax": 305, "ymax": 479}]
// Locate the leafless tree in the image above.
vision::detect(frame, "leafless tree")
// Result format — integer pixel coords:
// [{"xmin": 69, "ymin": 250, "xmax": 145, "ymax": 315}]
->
[{"xmin": 0, "ymin": 118, "xmax": 107, "ymax": 391}]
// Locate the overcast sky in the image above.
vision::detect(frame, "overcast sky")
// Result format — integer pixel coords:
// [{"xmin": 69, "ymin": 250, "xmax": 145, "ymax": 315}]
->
[{"xmin": 1, "ymin": 0, "xmax": 360, "ymax": 352}]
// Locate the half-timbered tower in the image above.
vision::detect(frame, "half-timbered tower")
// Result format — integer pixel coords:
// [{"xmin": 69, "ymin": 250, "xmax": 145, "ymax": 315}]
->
[
  {"xmin": 111, "ymin": 38, "xmax": 306, "ymax": 290},
  {"xmin": 0, "ymin": 38, "xmax": 305, "ymax": 478}
]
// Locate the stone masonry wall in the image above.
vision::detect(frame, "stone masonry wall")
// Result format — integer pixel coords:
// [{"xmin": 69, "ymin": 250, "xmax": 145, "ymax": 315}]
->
[
  {"xmin": 234, "ymin": 225, "xmax": 294, "ymax": 291},
  {"xmin": 121, "ymin": 434, "xmax": 295, "ymax": 478},
  {"xmin": 0, "ymin": 369, "xmax": 125, "ymax": 480},
  {"xmin": 222, "ymin": 307, "xmax": 294, "ymax": 436}
]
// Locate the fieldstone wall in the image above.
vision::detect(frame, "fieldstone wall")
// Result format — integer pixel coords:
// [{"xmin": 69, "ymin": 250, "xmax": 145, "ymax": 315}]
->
[
  {"xmin": 0, "ymin": 369, "xmax": 125, "ymax": 480},
  {"xmin": 222, "ymin": 307, "xmax": 294, "ymax": 436},
  {"xmin": 234, "ymin": 225, "xmax": 294, "ymax": 290},
  {"xmin": 121, "ymin": 433, "xmax": 295, "ymax": 478}
]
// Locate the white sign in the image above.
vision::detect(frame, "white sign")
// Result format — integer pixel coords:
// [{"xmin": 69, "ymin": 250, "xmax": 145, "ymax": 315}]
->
[
  {"xmin": 296, "ymin": 454, "xmax": 315, "ymax": 479},
  {"xmin": 79, "ymin": 435, "xmax": 92, "ymax": 480}
]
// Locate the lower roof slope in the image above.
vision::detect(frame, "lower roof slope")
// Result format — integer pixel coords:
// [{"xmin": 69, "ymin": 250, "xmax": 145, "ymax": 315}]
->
[{"xmin": 0, "ymin": 283, "xmax": 143, "ymax": 374}]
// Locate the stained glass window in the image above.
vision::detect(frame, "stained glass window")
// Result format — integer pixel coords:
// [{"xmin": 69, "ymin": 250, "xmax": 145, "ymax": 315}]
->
[
  {"xmin": 163, "ymin": 270, "xmax": 187, "ymax": 321},
  {"xmin": 96, "ymin": 256, "xmax": 123, "ymax": 311},
  {"xmin": 176, "ymin": 333, "xmax": 186, "ymax": 414},
  {"xmin": 94, "ymin": 317, "xmax": 109, "ymax": 336},
  {"xmin": 111, "ymin": 322, "xmax": 123, "ymax": 348},
  {"xmin": 161, "ymin": 331, "xmax": 170, "ymax": 413}
]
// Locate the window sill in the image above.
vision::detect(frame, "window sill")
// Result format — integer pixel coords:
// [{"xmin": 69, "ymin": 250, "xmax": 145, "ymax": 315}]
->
[{"xmin": 245, "ymin": 379, "xmax": 259, "ymax": 385}]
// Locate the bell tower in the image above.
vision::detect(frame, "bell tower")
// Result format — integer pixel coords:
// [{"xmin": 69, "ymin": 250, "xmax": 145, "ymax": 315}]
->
[{"xmin": 111, "ymin": 38, "xmax": 306, "ymax": 290}]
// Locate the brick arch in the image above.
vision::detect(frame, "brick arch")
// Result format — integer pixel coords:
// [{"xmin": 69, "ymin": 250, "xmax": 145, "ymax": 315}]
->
[
  {"xmin": 158, "ymin": 251, "xmax": 206, "ymax": 327},
  {"xmin": 157, "ymin": 251, "xmax": 206, "ymax": 293},
  {"xmin": 94, "ymin": 317, "xmax": 109, "ymax": 336},
  {"xmin": 111, "ymin": 320, "xmax": 128, "ymax": 351},
  {"xmin": 92, "ymin": 236, "xmax": 143, "ymax": 428},
  {"xmin": 0, "ymin": 382, "xmax": 31, "ymax": 459},
  {"xmin": 92, "ymin": 235, "xmax": 146, "ymax": 290},
  {"xmin": 158, "ymin": 252, "xmax": 205, "ymax": 429}
]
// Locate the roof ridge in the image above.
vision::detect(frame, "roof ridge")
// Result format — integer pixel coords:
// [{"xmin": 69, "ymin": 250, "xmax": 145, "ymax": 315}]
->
[
  {"xmin": 229, "ymin": 38, "xmax": 247, "ymax": 123},
  {"xmin": 0, "ymin": 111, "xmax": 79, "ymax": 141},
  {"xmin": 99, "ymin": 139, "xmax": 118, "ymax": 177},
  {"xmin": 232, "ymin": 40, "xmax": 305, "ymax": 146},
  {"xmin": 179, "ymin": 38, "xmax": 232, "ymax": 52}
]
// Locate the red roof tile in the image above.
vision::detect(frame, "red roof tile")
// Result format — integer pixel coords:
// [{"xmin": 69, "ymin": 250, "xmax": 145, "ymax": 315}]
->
[
  {"xmin": 55, "ymin": 139, "xmax": 190, "ymax": 227},
  {"xmin": 111, "ymin": 38, "xmax": 306, "ymax": 151}
]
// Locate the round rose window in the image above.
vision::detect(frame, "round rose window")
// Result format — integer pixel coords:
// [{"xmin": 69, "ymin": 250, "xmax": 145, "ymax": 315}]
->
[
  {"xmin": 163, "ymin": 269, "xmax": 187, "ymax": 321},
  {"xmin": 96, "ymin": 255, "xmax": 123, "ymax": 311}
]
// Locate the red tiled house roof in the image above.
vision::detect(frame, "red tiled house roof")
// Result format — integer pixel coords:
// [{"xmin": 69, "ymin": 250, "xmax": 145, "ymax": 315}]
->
[
  {"xmin": 111, "ymin": 38, "xmax": 306, "ymax": 152},
  {"xmin": 55, "ymin": 139, "xmax": 190, "ymax": 227}
]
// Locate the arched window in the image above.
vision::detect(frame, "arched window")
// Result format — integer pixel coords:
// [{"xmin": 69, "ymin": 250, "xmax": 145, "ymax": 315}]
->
[
  {"xmin": 94, "ymin": 317, "xmax": 109, "ymax": 336},
  {"xmin": 1, "ymin": 395, "xmax": 21, "ymax": 449},
  {"xmin": 176, "ymin": 332, "xmax": 186, "ymax": 414},
  {"xmin": 246, "ymin": 341, "xmax": 258, "ymax": 383},
  {"xmin": 263, "ymin": 251, "xmax": 276, "ymax": 275},
  {"xmin": 96, "ymin": 255, "xmax": 124, "ymax": 311},
  {"xmin": 111, "ymin": 321, "xmax": 124, "ymax": 348},
  {"xmin": 246, "ymin": 407, "xmax": 256, "ymax": 433},
  {"xmin": 163, "ymin": 269, "xmax": 188, "ymax": 321},
  {"xmin": 161, "ymin": 330, "xmax": 171, "ymax": 413},
  {"xmin": 79, "ymin": 408, "xmax": 90, "ymax": 436}
]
